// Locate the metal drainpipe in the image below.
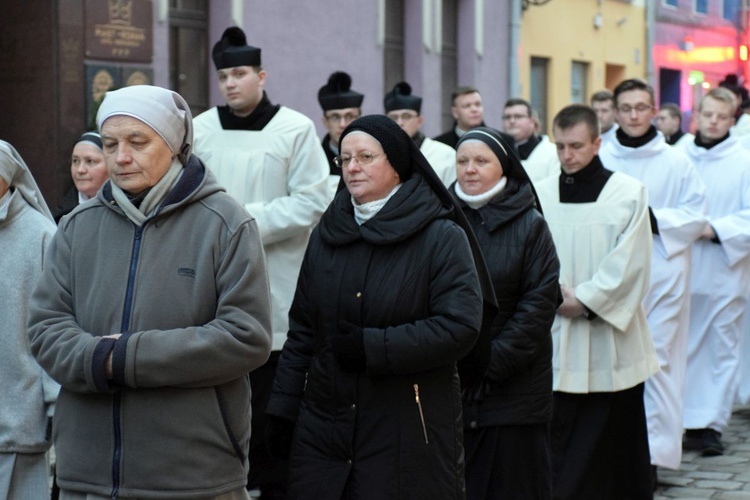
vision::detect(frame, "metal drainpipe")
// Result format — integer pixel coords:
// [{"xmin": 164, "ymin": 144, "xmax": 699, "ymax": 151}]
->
[
  {"xmin": 509, "ymin": 0, "xmax": 522, "ymax": 98},
  {"xmin": 645, "ymin": 0, "xmax": 656, "ymax": 87}
]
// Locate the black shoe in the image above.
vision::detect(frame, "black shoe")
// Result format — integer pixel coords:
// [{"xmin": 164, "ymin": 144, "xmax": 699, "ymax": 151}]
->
[
  {"xmin": 701, "ymin": 428, "xmax": 724, "ymax": 456},
  {"xmin": 683, "ymin": 428, "xmax": 702, "ymax": 451}
]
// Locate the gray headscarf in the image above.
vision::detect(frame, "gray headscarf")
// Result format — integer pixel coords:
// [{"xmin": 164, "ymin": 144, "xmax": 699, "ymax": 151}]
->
[
  {"xmin": 96, "ymin": 85, "xmax": 193, "ymax": 225},
  {"xmin": 96, "ymin": 85, "xmax": 193, "ymax": 164},
  {"xmin": 0, "ymin": 140, "xmax": 54, "ymax": 222}
]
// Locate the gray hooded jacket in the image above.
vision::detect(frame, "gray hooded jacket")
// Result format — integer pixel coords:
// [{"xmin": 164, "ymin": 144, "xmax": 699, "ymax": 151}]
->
[{"xmin": 29, "ymin": 156, "xmax": 272, "ymax": 498}]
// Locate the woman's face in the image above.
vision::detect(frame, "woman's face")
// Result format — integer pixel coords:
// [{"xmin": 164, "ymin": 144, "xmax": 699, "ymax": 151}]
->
[
  {"xmin": 70, "ymin": 143, "xmax": 108, "ymax": 198},
  {"xmin": 456, "ymin": 141, "xmax": 504, "ymax": 196},
  {"xmin": 101, "ymin": 116, "xmax": 174, "ymax": 195},
  {"xmin": 341, "ymin": 132, "xmax": 401, "ymax": 204}
]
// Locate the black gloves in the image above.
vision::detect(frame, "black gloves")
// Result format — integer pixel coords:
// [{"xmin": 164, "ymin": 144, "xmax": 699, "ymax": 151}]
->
[
  {"xmin": 265, "ymin": 415, "xmax": 296, "ymax": 460},
  {"xmin": 331, "ymin": 320, "xmax": 366, "ymax": 372}
]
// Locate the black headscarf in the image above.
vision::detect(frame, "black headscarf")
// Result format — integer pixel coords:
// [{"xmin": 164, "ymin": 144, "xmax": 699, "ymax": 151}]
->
[
  {"xmin": 455, "ymin": 126, "xmax": 544, "ymax": 214},
  {"xmin": 339, "ymin": 115, "xmax": 498, "ymax": 387}
]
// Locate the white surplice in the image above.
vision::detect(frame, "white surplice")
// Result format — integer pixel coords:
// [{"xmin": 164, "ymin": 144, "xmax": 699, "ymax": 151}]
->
[
  {"xmin": 536, "ymin": 172, "xmax": 659, "ymax": 394},
  {"xmin": 193, "ymin": 106, "xmax": 330, "ymax": 350},
  {"xmin": 420, "ymin": 136, "xmax": 457, "ymax": 187},
  {"xmin": 520, "ymin": 135, "xmax": 560, "ymax": 186},
  {"xmin": 680, "ymin": 136, "xmax": 750, "ymax": 431},
  {"xmin": 600, "ymin": 132, "xmax": 708, "ymax": 469}
]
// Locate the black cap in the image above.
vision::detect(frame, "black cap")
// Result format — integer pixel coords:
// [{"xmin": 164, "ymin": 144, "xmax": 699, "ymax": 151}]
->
[
  {"xmin": 212, "ymin": 27, "xmax": 261, "ymax": 70},
  {"xmin": 339, "ymin": 115, "xmax": 413, "ymax": 181},
  {"xmin": 318, "ymin": 72, "xmax": 364, "ymax": 111},
  {"xmin": 75, "ymin": 131, "xmax": 102, "ymax": 150},
  {"xmin": 384, "ymin": 82, "xmax": 422, "ymax": 114}
]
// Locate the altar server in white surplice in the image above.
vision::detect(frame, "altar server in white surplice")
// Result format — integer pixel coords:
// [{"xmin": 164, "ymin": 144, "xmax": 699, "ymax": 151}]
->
[
  {"xmin": 192, "ymin": 27, "xmax": 329, "ymax": 498},
  {"xmin": 599, "ymin": 79, "xmax": 708, "ymax": 471},
  {"xmin": 538, "ymin": 104, "xmax": 658, "ymax": 499},
  {"xmin": 678, "ymin": 87, "xmax": 750, "ymax": 457}
]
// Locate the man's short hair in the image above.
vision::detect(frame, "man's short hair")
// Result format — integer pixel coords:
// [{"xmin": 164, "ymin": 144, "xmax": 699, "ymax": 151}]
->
[
  {"xmin": 659, "ymin": 103, "xmax": 683, "ymax": 124},
  {"xmin": 591, "ymin": 89, "xmax": 614, "ymax": 106},
  {"xmin": 553, "ymin": 104, "xmax": 600, "ymax": 140},
  {"xmin": 451, "ymin": 86, "xmax": 481, "ymax": 105},
  {"xmin": 699, "ymin": 87, "xmax": 738, "ymax": 114},
  {"xmin": 613, "ymin": 79, "xmax": 655, "ymax": 107},
  {"xmin": 504, "ymin": 97, "xmax": 533, "ymax": 116}
]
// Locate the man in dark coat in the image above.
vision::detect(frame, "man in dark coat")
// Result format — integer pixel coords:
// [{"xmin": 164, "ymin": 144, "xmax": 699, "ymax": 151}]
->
[{"xmin": 435, "ymin": 87, "xmax": 513, "ymax": 149}]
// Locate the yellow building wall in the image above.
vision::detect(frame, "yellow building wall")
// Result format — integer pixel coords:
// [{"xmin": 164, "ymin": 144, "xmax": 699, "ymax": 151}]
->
[{"xmin": 519, "ymin": 0, "xmax": 647, "ymax": 132}]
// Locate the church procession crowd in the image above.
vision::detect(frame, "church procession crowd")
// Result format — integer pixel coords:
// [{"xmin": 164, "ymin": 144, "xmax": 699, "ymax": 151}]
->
[{"xmin": 4, "ymin": 24, "xmax": 750, "ymax": 500}]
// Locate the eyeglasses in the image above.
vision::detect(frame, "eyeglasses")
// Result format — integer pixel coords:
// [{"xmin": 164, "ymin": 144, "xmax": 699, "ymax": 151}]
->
[
  {"xmin": 333, "ymin": 152, "xmax": 382, "ymax": 168},
  {"xmin": 502, "ymin": 113, "xmax": 530, "ymax": 122},
  {"xmin": 387, "ymin": 112, "xmax": 419, "ymax": 122},
  {"xmin": 617, "ymin": 104, "xmax": 653, "ymax": 114},
  {"xmin": 326, "ymin": 113, "xmax": 359, "ymax": 123}
]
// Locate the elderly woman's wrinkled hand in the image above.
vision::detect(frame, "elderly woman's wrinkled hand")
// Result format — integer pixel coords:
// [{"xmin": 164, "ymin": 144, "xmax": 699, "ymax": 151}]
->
[
  {"xmin": 557, "ymin": 285, "xmax": 586, "ymax": 318},
  {"xmin": 102, "ymin": 333, "xmax": 122, "ymax": 379}
]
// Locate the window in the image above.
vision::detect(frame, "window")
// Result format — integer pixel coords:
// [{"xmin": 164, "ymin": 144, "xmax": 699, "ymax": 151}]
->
[
  {"xmin": 723, "ymin": 0, "xmax": 741, "ymax": 23},
  {"xmin": 695, "ymin": 0, "xmax": 708, "ymax": 14},
  {"xmin": 571, "ymin": 62, "xmax": 588, "ymax": 104},
  {"xmin": 530, "ymin": 57, "xmax": 549, "ymax": 134},
  {"xmin": 384, "ymin": 0, "xmax": 405, "ymax": 93},
  {"xmin": 663, "ymin": 0, "xmax": 678, "ymax": 6},
  {"xmin": 441, "ymin": 0, "xmax": 458, "ymax": 131},
  {"xmin": 169, "ymin": 0, "xmax": 208, "ymax": 115}
]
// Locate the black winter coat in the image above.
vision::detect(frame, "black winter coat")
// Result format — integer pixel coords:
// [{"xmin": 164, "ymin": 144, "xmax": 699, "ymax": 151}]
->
[
  {"xmin": 457, "ymin": 178, "xmax": 560, "ymax": 428},
  {"xmin": 268, "ymin": 172, "xmax": 483, "ymax": 500}
]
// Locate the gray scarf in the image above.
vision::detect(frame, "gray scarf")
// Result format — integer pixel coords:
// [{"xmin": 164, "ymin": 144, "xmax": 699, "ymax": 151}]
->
[{"xmin": 110, "ymin": 158, "xmax": 183, "ymax": 226}]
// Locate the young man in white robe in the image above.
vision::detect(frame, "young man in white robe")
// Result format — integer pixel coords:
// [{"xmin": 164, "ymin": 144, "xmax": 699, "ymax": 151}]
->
[
  {"xmin": 537, "ymin": 104, "xmax": 659, "ymax": 499},
  {"xmin": 656, "ymin": 103, "xmax": 694, "ymax": 147},
  {"xmin": 503, "ymin": 98, "xmax": 558, "ymax": 185},
  {"xmin": 678, "ymin": 87, "xmax": 750, "ymax": 456},
  {"xmin": 384, "ymin": 81, "xmax": 456, "ymax": 187},
  {"xmin": 599, "ymin": 78, "xmax": 708, "ymax": 474},
  {"xmin": 192, "ymin": 27, "xmax": 330, "ymax": 498},
  {"xmin": 590, "ymin": 89, "xmax": 619, "ymax": 146}
]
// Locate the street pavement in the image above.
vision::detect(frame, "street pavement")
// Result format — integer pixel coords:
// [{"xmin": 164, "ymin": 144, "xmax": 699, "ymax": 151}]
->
[{"xmin": 655, "ymin": 404, "xmax": 750, "ymax": 499}]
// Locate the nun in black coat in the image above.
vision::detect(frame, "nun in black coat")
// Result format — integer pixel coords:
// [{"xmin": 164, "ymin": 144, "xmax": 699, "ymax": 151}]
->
[
  {"xmin": 266, "ymin": 115, "xmax": 496, "ymax": 500},
  {"xmin": 454, "ymin": 127, "xmax": 560, "ymax": 500}
]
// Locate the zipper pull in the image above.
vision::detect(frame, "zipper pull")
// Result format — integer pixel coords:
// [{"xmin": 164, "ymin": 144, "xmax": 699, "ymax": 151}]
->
[{"xmin": 414, "ymin": 384, "xmax": 429, "ymax": 444}]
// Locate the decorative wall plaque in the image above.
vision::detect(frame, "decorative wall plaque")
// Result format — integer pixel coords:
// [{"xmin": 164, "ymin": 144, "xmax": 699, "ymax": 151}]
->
[{"xmin": 85, "ymin": 0, "xmax": 153, "ymax": 62}]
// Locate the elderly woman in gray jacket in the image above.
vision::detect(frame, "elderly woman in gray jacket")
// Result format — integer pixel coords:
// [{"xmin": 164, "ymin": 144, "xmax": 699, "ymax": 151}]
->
[
  {"xmin": 29, "ymin": 85, "xmax": 273, "ymax": 500},
  {"xmin": 0, "ymin": 141, "xmax": 58, "ymax": 500}
]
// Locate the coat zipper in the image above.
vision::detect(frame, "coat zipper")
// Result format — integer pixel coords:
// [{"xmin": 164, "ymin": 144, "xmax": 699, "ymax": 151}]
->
[
  {"xmin": 111, "ymin": 225, "xmax": 144, "ymax": 499},
  {"xmin": 413, "ymin": 384, "xmax": 429, "ymax": 444}
]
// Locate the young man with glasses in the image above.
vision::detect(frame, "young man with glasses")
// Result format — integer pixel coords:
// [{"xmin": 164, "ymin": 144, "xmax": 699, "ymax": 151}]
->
[
  {"xmin": 384, "ymin": 82, "xmax": 456, "ymax": 186},
  {"xmin": 502, "ymin": 98, "xmax": 559, "ymax": 185},
  {"xmin": 678, "ymin": 87, "xmax": 750, "ymax": 458},
  {"xmin": 192, "ymin": 27, "xmax": 329, "ymax": 499},
  {"xmin": 599, "ymin": 78, "xmax": 707, "ymax": 485},
  {"xmin": 318, "ymin": 71, "xmax": 364, "ymax": 196}
]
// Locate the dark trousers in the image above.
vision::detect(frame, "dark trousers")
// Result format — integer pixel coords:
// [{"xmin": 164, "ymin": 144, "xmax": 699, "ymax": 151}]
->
[
  {"xmin": 464, "ymin": 423, "xmax": 551, "ymax": 500},
  {"xmin": 247, "ymin": 351, "xmax": 287, "ymax": 500},
  {"xmin": 550, "ymin": 384, "xmax": 652, "ymax": 500}
]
